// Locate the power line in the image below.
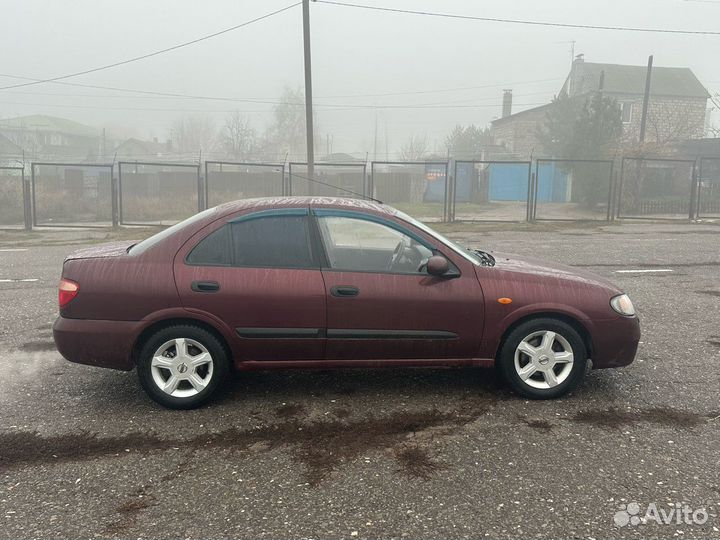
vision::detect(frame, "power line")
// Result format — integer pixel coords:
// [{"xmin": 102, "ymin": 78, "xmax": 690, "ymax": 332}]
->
[
  {"xmin": 0, "ymin": 3, "xmax": 301, "ymax": 91},
  {"xmin": 316, "ymin": 78, "xmax": 565, "ymax": 99},
  {"xmin": 0, "ymin": 98, "xmax": 547, "ymax": 114},
  {"xmin": 317, "ymin": 0, "xmax": 720, "ymax": 35},
  {"xmin": 0, "ymin": 72, "xmax": 563, "ymax": 102}
]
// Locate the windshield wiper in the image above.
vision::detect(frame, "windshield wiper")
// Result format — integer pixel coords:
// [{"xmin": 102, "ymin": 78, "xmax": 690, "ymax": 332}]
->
[{"xmin": 471, "ymin": 249, "xmax": 495, "ymax": 267}]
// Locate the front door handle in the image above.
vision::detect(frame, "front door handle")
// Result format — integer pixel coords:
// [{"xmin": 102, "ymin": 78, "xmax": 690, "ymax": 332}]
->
[
  {"xmin": 330, "ymin": 285, "xmax": 359, "ymax": 297},
  {"xmin": 191, "ymin": 280, "xmax": 220, "ymax": 293}
]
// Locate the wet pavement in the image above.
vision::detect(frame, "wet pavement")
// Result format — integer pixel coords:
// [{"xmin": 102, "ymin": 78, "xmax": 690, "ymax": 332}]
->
[{"xmin": 1, "ymin": 222, "xmax": 719, "ymax": 539}]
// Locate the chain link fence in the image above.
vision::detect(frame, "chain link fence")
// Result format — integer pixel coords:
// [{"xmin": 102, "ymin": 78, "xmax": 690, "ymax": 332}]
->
[
  {"xmin": 0, "ymin": 166, "xmax": 28, "ymax": 229},
  {"xmin": 288, "ymin": 162, "xmax": 366, "ymax": 198},
  {"xmin": 451, "ymin": 161, "xmax": 531, "ymax": 222},
  {"xmin": 31, "ymin": 163, "xmax": 113, "ymax": 227},
  {"xmin": 533, "ymin": 159, "xmax": 614, "ymax": 221},
  {"xmin": 119, "ymin": 162, "xmax": 200, "ymax": 225},
  {"xmin": 618, "ymin": 157, "xmax": 696, "ymax": 220},
  {"xmin": 370, "ymin": 161, "xmax": 448, "ymax": 222},
  {"xmin": 205, "ymin": 161, "xmax": 284, "ymax": 208},
  {"xmin": 697, "ymin": 158, "xmax": 720, "ymax": 219}
]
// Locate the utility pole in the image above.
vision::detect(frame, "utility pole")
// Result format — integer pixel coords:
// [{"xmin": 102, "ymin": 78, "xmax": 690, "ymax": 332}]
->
[
  {"xmin": 639, "ymin": 55, "xmax": 653, "ymax": 144},
  {"xmin": 302, "ymin": 0, "xmax": 315, "ymax": 193}
]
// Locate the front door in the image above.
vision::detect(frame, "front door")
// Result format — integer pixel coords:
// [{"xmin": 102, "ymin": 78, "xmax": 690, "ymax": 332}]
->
[
  {"xmin": 313, "ymin": 210, "xmax": 484, "ymax": 360},
  {"xmin": 174, "ymin": 208, "xmax": 326, "ymax": 361}
]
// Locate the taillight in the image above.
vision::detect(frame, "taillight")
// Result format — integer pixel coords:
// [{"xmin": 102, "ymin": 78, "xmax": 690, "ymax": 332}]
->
[{"xmin": 59, "ymin": 278, "xmax": 79, "ymax": 308}]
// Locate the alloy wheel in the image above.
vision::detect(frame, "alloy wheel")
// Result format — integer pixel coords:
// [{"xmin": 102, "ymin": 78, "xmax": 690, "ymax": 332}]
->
[
  {"xmin": 149, "ymin": 338, "xmax": 214, "ymax": 398},
  {"xmin": 513, "ymin": 330, "xmax": 574, "ymax": 390}
]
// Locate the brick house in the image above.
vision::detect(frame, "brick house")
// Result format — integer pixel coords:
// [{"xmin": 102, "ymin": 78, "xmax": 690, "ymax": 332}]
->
[{"xmin": 491, "ymin": 57, "xmax": 710, "ymax": 158}]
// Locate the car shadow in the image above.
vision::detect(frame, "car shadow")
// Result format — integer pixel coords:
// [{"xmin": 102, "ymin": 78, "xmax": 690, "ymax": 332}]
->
[{"xmin": 217, "ymin": 365, "xmax": 512, "ymax": 405}]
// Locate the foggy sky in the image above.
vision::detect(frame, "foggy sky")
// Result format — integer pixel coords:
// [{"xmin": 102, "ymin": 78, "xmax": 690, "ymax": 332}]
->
[{"xmin": 1, "ymin": 0, "xmax": 718, "ymax": 158}]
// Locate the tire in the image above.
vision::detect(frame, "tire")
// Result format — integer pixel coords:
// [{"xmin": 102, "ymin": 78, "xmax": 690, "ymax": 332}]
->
[
  {"xmin": 136, "ymin": 325, "xmax": 230, "ymax": 409},
  {"xmin": 497, "ymin": 318, "xmax": 587, "ymax": 399}
]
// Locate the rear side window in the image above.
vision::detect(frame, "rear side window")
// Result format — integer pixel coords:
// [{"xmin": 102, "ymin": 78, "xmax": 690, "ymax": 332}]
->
[
  {"xmin": 232, "ymin": 216, "xmax": 314, "ymax": 269},
  {"xmin": 186, "ymin": 225, "xmax": 231, "ymax": 266}
]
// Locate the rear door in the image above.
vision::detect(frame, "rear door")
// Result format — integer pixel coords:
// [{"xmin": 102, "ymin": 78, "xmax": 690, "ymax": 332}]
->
[
  {"xmin": 174, "ymin": 208, "xmax": 326, "ymax": 361},
  {"xmin": 314, "ymin": 209, "xmax": 484, "ymax": 360}
]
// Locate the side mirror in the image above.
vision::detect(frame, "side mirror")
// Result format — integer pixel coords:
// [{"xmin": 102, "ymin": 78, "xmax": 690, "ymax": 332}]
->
[{"xmin": 426, "ymin": 255, "xmax": 450, "ymax": 276}]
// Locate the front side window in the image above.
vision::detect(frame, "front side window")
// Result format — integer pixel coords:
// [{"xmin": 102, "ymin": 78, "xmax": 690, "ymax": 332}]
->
[
  {"xmin": 232, "ymin": 215, "xmax": 314, "ymax": 269},
  {"xmin": 317, "ymin": 215, "xmax": 433, "ymax": 274}
]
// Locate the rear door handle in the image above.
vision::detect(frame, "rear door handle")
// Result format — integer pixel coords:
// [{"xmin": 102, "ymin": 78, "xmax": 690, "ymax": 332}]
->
[
  {"xmin": 191, "ymin": 280, "xmax": 220, "ymax": 293},
  {"xmin": 330, "ymin": 285, "xmax": 359, "ymax": 297}
]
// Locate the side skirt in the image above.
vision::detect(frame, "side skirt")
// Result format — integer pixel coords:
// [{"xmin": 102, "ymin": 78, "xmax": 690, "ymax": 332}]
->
[{"xmin": 234, "ymin": 357, "xmax": 494, "ymax": 371}]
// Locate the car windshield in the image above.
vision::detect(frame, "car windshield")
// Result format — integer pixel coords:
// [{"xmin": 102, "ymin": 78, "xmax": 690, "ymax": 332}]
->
[
  {"xmin": 394, "ymin": 209, "xmax": 490, "ymax": 266},
  {"xmin": 128, "ymin": 207, "xmax": 217, "ymax": 255}
]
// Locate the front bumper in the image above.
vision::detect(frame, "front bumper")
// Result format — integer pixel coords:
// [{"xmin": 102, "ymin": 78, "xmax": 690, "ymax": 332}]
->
[
  {"xmin": 53, "ymin": 316, "xmax": 140, "ymax": 371},
  {"xmin": 589, "ymin": 315, "xmax": 641, "ymax": 369}
]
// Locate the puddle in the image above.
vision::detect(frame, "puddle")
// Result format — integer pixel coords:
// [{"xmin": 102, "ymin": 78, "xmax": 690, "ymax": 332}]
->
[
  {"xmin": 393, "ymin": 445, "xmax": 444, "ymax": 480},
  {"xmin": 0, "ymin": 401, "xmax": 491, "ymax": 486},
  {"xmin": 570, "ymin": 407, "xmax": 715, "ymax": 429}
]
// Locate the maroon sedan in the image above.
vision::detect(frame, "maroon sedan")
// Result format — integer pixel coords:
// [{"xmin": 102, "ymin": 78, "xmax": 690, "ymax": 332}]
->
[{"xmin": 53, "ymin": 197, "xmax": 640, "ymax": 408}]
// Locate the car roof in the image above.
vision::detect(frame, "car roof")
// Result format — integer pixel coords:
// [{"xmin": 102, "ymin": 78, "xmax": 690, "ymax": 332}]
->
[{"xmin": 214, "ymin": 196, "xmax": 397, "ymax": 217}]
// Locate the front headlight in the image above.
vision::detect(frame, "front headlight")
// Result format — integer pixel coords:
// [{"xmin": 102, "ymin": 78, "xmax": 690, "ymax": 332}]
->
[{"xmin": 610, "ymin": 294, "xmax": 636, "ymax": 317}]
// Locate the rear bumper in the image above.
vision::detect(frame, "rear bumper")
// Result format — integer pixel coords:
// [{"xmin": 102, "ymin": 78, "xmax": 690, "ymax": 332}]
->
[
  {"xmin": 589, "ymin": 315, "xmax": 641, "ymax": 369},
  {"xmin": 53, "ymin": 316, "xmax": 139, "ymax": 371}
]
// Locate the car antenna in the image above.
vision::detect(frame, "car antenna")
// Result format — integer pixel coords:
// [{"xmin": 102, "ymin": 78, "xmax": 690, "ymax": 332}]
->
[{"xmin": 289, "ymin": 171, "xmax": 384, "ymax": 204}]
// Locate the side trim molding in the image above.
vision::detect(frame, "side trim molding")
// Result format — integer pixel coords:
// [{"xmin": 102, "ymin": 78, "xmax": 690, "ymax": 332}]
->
[
  {"xmin": 236, "ymin": 327, "xmax": 322, "ymax": 339},
  {"xmin": 326, "ymin": 329, "xmax": 458, "ymax": 340}
]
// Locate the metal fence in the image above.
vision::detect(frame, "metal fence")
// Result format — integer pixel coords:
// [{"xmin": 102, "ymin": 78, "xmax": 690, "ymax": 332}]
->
[
  {"xmin": 119, "ymin": 162, "xmax": 201, "ymax": 226},
  {"xmin": 451, "ymin": 160, "xmax": 531, "ymax": 222},
  {"xmin": 370, "ymin": 161, "xmax": 449, "ymax": 222},
  {"xmin": 31, "ymin": 162, "xmax": 114, "ymax": 228},
  {"xmin": 288, "ymin": 162, "xmax": 367, "ymax": 198},
  {"xmin": 617, "ymin": 157, "xmax": 697, "ymax": 220},
  {"xmin": 696, "ymin": 158, "xmax": 720, "ymax": 219},
  {"xmin": 205, "ymin": 161, "xmax": 284, "ymax": 208},
  {"xmin": 534, "ymin": 159, "xmax": 614, "ymax": 221},
  {"xmin": 5, "ymin": 154, "xmax": 720, "ymax": 228},
  {"xmin": 0, "ymin": 166, "xmax": 30, "ymax": 230}
]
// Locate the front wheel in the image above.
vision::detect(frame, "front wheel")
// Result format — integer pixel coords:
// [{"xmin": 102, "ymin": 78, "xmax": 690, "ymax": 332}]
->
[
  {"xmin": 497, "ymin": 318, "xmax": 587, "ymax": 399},
  {"xmin": 137, "ymin": 325, "xmax": 229, "ymax": 409}
]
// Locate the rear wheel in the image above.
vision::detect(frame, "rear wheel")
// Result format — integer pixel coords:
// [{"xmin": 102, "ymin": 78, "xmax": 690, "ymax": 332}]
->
[
  {"xmin": 497, "ymin": 318, "xmax": 587, "ymax": 399},
  {"xmin": 137, "ymin": 325, "xmax": 229, "ymax": 409}
]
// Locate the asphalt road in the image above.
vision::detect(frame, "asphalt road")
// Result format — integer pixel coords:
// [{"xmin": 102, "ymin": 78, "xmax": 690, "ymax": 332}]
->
[{"xmin": 1, "ymin": 222, "xmax": 719, "ymax": 540}]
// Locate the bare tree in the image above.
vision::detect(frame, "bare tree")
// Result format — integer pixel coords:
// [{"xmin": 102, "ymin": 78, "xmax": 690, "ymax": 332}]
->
[
  {"xmin": 219, "ymin": 112, "xmax": 256, "ymax": 160},
  {"xmin": 171, "ymin": 116, "xmax": 217, "ymax": 156},
  {"xmin": 261, "ymin": 86, "xmax": 307, "ymax": 160},
  {"xmin": 399, "ymin": 134, "xmax": 429, "ymax": 161}
]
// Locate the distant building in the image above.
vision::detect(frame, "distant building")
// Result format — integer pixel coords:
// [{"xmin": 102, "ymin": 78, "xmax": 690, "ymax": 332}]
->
[
  {"xmin": 491, "ymin": 56, "xmax": 710, "ymax": 158},
  {"xmin": 0, "ymin": 115, "xmax": 100, "ymax": 161},
  {"xmin": 113, "ymin": 137, "xmax": 173, "ymax": 162},
  {"xmin": 0, "ymin": 133, "xmax": 23, "ymax": 164}
]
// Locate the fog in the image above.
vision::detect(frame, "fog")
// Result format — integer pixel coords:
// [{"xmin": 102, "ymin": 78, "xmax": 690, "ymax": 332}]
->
[{"xmin": 1, "ymin": 0, "xmax": 718, "ymax": 159}]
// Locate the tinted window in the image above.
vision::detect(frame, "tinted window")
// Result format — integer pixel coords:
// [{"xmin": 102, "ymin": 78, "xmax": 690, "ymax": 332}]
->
[
  {"xmin": 129, "ymin": 207, "xmax": 217, "ymax": 255},
  {"xmin": 317, "ymin": 216, "xmax": 432, "ymax": 274},
  {"xmin": 186, "ymin": 225, "xmax": 231, "ymax": 266},
  {"xmin": 232, "ymin": 216, "xmax": 314, "ymax": 268}
]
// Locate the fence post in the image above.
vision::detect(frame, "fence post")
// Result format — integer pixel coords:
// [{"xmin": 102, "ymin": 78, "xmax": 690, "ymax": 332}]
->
[
  {"xmin": 368, "ymin": 162, "xmax": 375, "ymax": 200},
  {"xmin": 111, "ymin": 171, "xmax": 119, "ymax": 229},
  {"xmin": 197, "ymin": 167, "xmax": 204, "ymax": 213},
  {"xmin": 616, "ymin": 159, "xmax": 626, "ymax": 220},
  {"xmin": 30, "ymin": 163, "xmax": 38, "ymax": 228},
  {"xmin": 528, "ymin": 164, "xmax": 538, "ymax": 222},
  {"xmin": 688, "ymin": 161, "xmax": 699, "ymax": 220},
  {"xmin": 445, "ymin": 159, "xmax": 454, "ymax": 223},
  {"xmin": 22, "ymin": 169, "xmax": 32, "ymax": 231}
]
